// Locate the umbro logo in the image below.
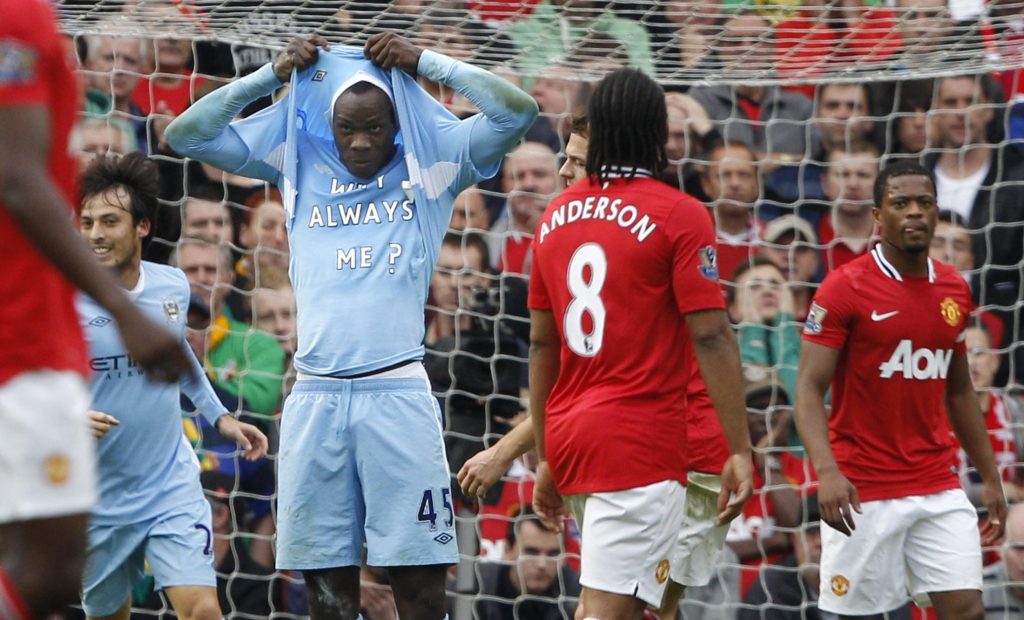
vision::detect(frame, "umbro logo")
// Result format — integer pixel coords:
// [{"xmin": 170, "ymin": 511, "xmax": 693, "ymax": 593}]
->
[
  {"xmin": 870, "ymin": 310, "xmax": 899, "ymax": 322},
  {"xmin": 433, "ymin": 532, "xmax": 453, "ymax": 545},
  {"xmin": 89, "ymin": 316, "xmax": 112, "ymax": 327},
  {"xmin": 312, "ymin": 70, "xmax": 326, "ymax": 82}
]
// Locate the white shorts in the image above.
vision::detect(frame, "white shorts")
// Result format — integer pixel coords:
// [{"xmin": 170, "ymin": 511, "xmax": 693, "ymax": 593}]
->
[
  {"xmin": 564, "ymin": 479, "xmax": 688, "ymax": 607},
  {"xmin": 0, "ymin": 371, "xmax": 95, "ymax": 523},
  {"xmin": 818, "ymin": 488, "xmax": 982, "ymax": 615},
  {"xmin": 670, "ymin": 472, "xmax": 729, "ymax": 588}
]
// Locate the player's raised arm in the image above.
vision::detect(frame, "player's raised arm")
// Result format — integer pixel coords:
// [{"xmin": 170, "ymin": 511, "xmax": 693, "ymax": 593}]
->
[
  {"xmin": 365, "ymin": 32, "xmax": 539, "ymax": 174},
  {"xmin": 945, "ymin": 351, "xmax": 1007, "ymax": 544},
  {"xmin": 795, "ymin": 340, "xmax": 860, "ymax": 536},
  {"xmin": 166, "ymin": 36, "xmax": 330, "ymax": 180},
  {"xmin": 686, "ymin": 308, "xmax": 754, "ymax": 525}
]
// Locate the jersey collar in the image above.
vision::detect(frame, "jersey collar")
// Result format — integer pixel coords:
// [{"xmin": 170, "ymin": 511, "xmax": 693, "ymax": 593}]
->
[
  {"xmin": 871, "ymin": 245, "xmax": 935, "ymax": 283},
  {"xmin": 127, "ymin": 263, "xmax": 147, "ymax": 299}
]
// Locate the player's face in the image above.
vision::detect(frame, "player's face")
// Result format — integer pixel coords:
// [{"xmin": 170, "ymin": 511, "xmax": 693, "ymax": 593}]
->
[
  {"xmin": 508, "ymin": 520, "xmax": 561, "ymax": 595},
  {"xmin": 332, "ymin": 88, "xmax": 397, "ymax": 180},
  {"xmin": 449, "ymin": 189, "xmax": 490, "ymax": 232},
  {"xmin": 929, "ymin": 221, "xmax": 973, "ymax": 272},
  {"xmin": 932, "ymin": 77, "xmax": 993, "ymax": 149},
  {"xmin": 240, "ymin": 199, "xmax": 289, "ymax": 272},
  {"xmin": 559, "ymin": 133, "xmax": 588, "ymax": 187},
  {"xmin": 183, "ymin": 198, "xmax": 232, "ymax": 245},
  {"xmin": 965, "ymin": 327, "xmax": 999, "ymax": 390},
  {"xmin": 80, "ymin": 187, "xmax": 149, "ymax": 274},
  {"xmin": 822, "ymin": 152, "xmax": 878, "ymax": 216},
  {"xmin": 874, "ymin": 174, "xmax": 938, "ymax": 254},
  {"xmin": 253, "ymin": 287, "xmax": 297, "ymax": 355}
]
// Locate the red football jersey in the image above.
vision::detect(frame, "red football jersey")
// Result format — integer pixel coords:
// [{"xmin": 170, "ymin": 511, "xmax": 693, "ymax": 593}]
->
[
  {"xmin": 0, "ymin": 0, "xmax": 87, "ymax": 384},
  {"xmin": 528, "ymin": 173, "xmax": 726, "ymax": 495},
  {"xmin": 817, "ymin": 215, "xmax": 878, "ymax": 273},
  {"xmin": 803, "ymin": 246, "xmax": 971, "ymax": 502}
]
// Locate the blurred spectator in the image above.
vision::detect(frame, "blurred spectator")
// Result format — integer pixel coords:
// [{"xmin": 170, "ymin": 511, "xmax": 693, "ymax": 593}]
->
[
  {"xmin": 700, "ymin": 140, "xmax": 763, "ymax": 284},
  {"xmin": 427, "ymin": 232, "xmax": 492, "ymax": 347},
  {"xmin": 760, "ymin": 215, "xmax": 821, "ymax": 321},
  {"xmin": 983, "ymin": 502, "xmax": 1024, "ymax": 617},
  {"xmin": 506, "ymin": 0, "xmax": 655, "ymax": 86},
  {"xmin": 488, "ymin": 142, "xmax": 561, "ymax": 274},
  {"xmin": 728, "ymin": 259, "xmax": 802, "ymax": 402},
  {"xmin": 690, "ymin": 12, "xmax": 813, "ymax": 158},
  {"xmin": 238, "ymin": 187, "xmax": 288, "ymax": 276},
  {"xmin": 664, "ymin": 92, "xmax": 713, "ymax": 191},
  {"xmin": 817, "ymin": 141, "xmax": 881, "ymax": 272},
  {"xmin": 885, "ymin": 78, "xmax": 933, "ymax": 161},
  {"xmin": 131, "ymin": 5, "xmax": 208, "ymax": 116},
  {"xmin": 80, "ymin": 33, "xmax": 151, "ymax": 150},
  {"xmin": 251, "ymin": 270, "xmax": 296, "ymax": 362},
  {"xmin": 468, "ymin": 0, "xmax": 543, "ymax": 28},
  {"xmin": 71, "ymin": 117, "xmax": 138, "ymax": 176},
  {"xmin": 930, "ymin": 210, "xmax": 975, "ymax": 277},
  {"xmin": 895, "ymin": 0, "xmax": 957, "ymax": 66},
  {"xmin": 958, "ymin": 319, "xmax": 1024, "ymax": 504},
  {"xmin": 530, "ymin": 64, "xmax": 593, "ymax": 145},
  {"xmin": 182, "ymin": 189, "xmax": 234, "ymax": 246},
  {"xmin": 926, "ymin": 73, "xmax": 1024, "ymax": 383},
  {"xmin": 172, "ymin": 239, "xmax": 285, "ymax": 418},
  {"xmin": 765, "ymin": 82, "xmax": 875, "ymax": 211},
  {"xmin": 201, "ymin": 470, "xmax": 281, "ymax": 615},
  {"xmin": 474, "ymin": 508, "xmax": 581, "ymax": 620},
  {"xmin": 739, "ymin": 495, "xmax": 822, "ymax": 620},
  {"xmin": 726, "ymin": 365, "xmax": 805, "ymax": 597},
  {"xmin": 650, "ymin": 0, "xmax": 725, "ymax": 79},
  {"xmin": 450, "ymin": 186, "xmax": 492, "ymax": 233}
]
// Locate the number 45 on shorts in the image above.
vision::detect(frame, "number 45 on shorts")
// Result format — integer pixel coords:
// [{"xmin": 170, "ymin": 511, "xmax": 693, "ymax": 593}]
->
[{"xmin": 417, "ymin": 487, "xmax": 454, "ymax": 531}]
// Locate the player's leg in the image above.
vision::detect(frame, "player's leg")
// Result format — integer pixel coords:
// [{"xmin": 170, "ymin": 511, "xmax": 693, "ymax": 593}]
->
[
  {"xmin": 818, "ymin": 498, "xmax": 913, "ymax": 618},
  {"xmin": 571, "ymin": 481, "xmax": 689, "ymax": 620},
  {"xmin": 302, "ymin": 567, "xmax": 361, "ymax": 619},
  {"xmin": 903, "ymin": 490, "xmax": 983, "ymax": 620},
  {"xmin": 656, "ymin": 581, "xmax": 686, "ymax": 620},
  {"xmin": 86, "ymin": 599, "xmax": 131, "ymax": 620},
  {"xmin": 353, "ymin": 376, "xmax": 457, "ymax": 619},
  {"xmin": 81, "ymin": 521, "xmax": 147, "ymax": 620},
  {"xmin": 388, "ymin": 564, "xmax": 449, "ymax": 620},
  {"xmin": 0, "ymin": 371, "xmax": 95, "ymax": 617},
  {"xmin": 0, "ymin": 514, "xmax": 90, "ymax": 617},
  {"xmin": 163, "ymin": 586, "xmax": 222, "ymax": 620},
  {"xmin": 146, "ymin": 498, "xmax": 220, "ymax": 620}
]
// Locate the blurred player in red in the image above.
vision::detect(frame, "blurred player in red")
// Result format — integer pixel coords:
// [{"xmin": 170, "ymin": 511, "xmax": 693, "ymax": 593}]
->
[
  {"xmin": 796, "ymin": 162, "xmax": 1006, "ymax": 620},
  {"xmin": 0, "ymin": 1, "xmax": 187, "ymax": 617},
  {"xmin": 528, "ymin": 68, "xmax": 753, "ymax": 620}
]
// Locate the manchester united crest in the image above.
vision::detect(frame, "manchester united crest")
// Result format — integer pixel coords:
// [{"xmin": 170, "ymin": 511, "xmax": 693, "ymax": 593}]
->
[
  {"xmin": 655, "ymin": 559, "xmax": 670, "ymax": 584},
  {"xmin": 831, "ymin": 574, "xmax": 850, "ymax": 597},
  {"xmin": 43, "ymin": 453, "xmax": 70, "ymax": 485},
  {"xmin": 940, "ymin": 297, "xmax": 961, "ymax": 328}
]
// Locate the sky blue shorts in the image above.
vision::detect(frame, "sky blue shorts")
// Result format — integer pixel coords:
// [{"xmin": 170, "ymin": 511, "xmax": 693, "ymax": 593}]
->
[
  {"xmin": 276, "ymin": 376, "xmax": 457, "ymax": 570},
  {"xmin": 82, "ymin": 496, "xmax": 215, "ymax": 616}
]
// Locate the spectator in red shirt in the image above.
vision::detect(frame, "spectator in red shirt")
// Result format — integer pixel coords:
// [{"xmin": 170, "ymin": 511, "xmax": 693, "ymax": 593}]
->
[
  {"xmin": 817, "ymin": 141, "xmax": 881, "ymax": 272},
  {"xmin": 700, "ymin": 139, "xmax": 764, "ymax": 284},
  {"xmin": 129, "ymin": 4, "xmax": 208, "ymax": 117}
]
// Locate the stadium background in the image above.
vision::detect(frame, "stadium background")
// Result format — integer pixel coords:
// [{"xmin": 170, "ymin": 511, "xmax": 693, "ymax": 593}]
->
[{"xmin": 51, "ymin": 0, "xmax": 1024, "ymax": 617}]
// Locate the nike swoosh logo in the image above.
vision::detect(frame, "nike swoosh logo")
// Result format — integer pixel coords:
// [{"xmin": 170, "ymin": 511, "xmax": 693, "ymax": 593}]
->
[{"xmin": 871, "ymin": 310, "xmax": 900, "ymax": 321}]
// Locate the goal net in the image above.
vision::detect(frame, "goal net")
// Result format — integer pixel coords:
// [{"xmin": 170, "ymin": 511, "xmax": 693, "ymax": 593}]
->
[{"xmin": 56, "ymin": 0, "xmax": 1024, "ymax": 618}]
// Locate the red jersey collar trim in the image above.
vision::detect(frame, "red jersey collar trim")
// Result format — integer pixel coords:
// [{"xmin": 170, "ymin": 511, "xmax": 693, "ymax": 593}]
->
[{"xmin": 870, "ymin": 246, "xmax": 935, "ymax": 283}]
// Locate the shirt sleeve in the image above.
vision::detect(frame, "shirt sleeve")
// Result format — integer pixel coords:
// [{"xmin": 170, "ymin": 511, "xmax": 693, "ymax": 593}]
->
[
  {"xmin": 801, "ymin": 268, "xmax": 855, "ymax": 350},
  {"xmin": 416, "ymin": 50, "xmax": 538, "ymax": 192},
  {"xmin": 670, "ymin": 197, "xmax": 727, "ymax": 315},
  {"xmin": 527, "ymin": 239, "xmax": 552, "ymax": 311},
  {"xmin": 180, "ymin": 343, "xmax": 230, "ymax": 427},
  {"xmin": 0, "ymin": 32, "xmax": 47, "ymax": 106}
]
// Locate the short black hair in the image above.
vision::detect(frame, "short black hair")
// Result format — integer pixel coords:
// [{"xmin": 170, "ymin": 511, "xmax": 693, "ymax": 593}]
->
[
  {"xmin": 441, "ymin": 231, "xmax": 491, "ymax": 272},
  {"xmin": 505, "ymin": 506, "xmax": 557, "ymax": 546},
  {"xmin": 586, "ymin": 68, "xmax": 667, "ymax": 183},
  {"xmin": 937, "ymin": 210, "xmax": 967, "ymax": 227},
  {"xmin": 81, "ymin": 152, "xmax": 159, "ymax": 234},
  {"xmin": 872, "ymin": 162, "xmax": 935, "ymax": 208}
]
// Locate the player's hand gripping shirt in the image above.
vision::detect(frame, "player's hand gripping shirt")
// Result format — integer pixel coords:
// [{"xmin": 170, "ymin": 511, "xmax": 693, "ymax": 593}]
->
[
  {"xmin": 0, "ymin": 0, "xmax": 86, "ymax": 384},
  {"xmin": 528, "ymin": 173, "xmax": 725, "ymax": 495},
  {"xmin": 78, "ymin": 263, "xmax": 228, "ymax": 525},
  {"xmin": 802, "ymin": 246, "xmax": 973, "ymax": 502},
  {"xmin": 167, "ymin": 48, "xmax": 536, "ymax": 376}
]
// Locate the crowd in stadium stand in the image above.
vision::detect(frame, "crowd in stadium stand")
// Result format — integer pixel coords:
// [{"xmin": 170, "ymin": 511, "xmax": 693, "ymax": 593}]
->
[{"xmin": 62, "ymin": 0, "xmax": 1024, "ymax": 617}]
